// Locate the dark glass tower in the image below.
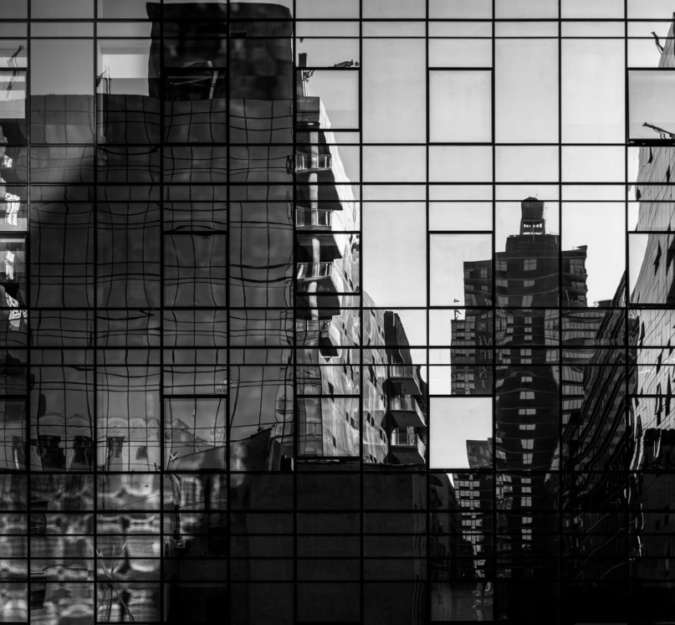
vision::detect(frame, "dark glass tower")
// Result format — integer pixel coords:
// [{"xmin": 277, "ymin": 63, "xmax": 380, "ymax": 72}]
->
[{"xmin": 452, "ymin": 198, "xmax": 602, "ymax": 619}]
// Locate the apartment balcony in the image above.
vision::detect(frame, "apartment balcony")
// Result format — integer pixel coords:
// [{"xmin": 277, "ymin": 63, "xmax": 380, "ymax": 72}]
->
[
  {"xmin": 295, "ymin": 260, "xmax": 346, "ymax": 319},
  {"xmin": 387, "ymin": 364, "xmax": 423, "ymax": 397},
  {"xmin": 297, "ymin": 96, "xmax": 321, "ymax": 127},
  {"xmin": 389, "ymin": 430, "xmax": 426, "ymax": 465},
  {"xmin": 295, "ymin": 318, "xmax": 341, "ymax": 357},
  {"xmin": 387, "ymin": 395, "xmax": 426, "ymax": 428},
  {"xmin": 296, "ymin": 318, "xmax": 332, "ymax": 333},
  {"xmin": 297, "ymin": 235, "xmax": 342, "ymax": 264},
  {"xmin": 296, "ymin": 206, "xmax": 332, "ymax": 230},
  {"xmin": 296, "ymin": 208, "xmax": 342, "ymax": 260},
  {"xmin": 297, "ymin": 260, "xmax": 346, "ymax": 292},
  {"xmin": 290, "ymin": 152, "xmax": 332, "ymax": 174}
]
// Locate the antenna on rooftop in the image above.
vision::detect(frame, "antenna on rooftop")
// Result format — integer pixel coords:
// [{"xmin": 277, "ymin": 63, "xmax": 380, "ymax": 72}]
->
[
  {"xmin": 5, "ymin": 45, "xmax": 23, "ymax": 99},
  {"xmin": 643, "ymin": 122, "xmax": 675, "ymax": 140},
  {"xmin": 96, "ymin": 65, "xmax": 111, "ymax": 95},
  {"xmin": 652, "ymin": 31, "xmax": 664, "ymax": 53},
  {"xmin": 332, "ymin": 60, "xmax": 359, "ymax": 68}
]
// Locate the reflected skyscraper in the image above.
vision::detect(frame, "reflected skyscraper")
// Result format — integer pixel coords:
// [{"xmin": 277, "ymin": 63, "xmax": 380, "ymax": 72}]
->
[
  {"xmin": 452, "ymin": 198, "xmax": 600, "ymax": 619},
  {"xmin": 3, "ymin": 1, "xmax": 675, "ymax": 623}
]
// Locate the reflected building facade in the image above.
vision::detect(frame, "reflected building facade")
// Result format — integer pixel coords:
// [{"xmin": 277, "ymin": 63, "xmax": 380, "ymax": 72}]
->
[
  {"xmin": 625, "ymin": 22, "xmax": 675, "ymax": 616},
  {"xmin": 551, "ymin": 18, "xmax": 675, "ymax": 622},
  {"xmin": 0, "ymin": 2, "xmax": 437, "ymax": 624},
  {"xmin": 451, "ymin": 438, "xmax": 494, "ymax": 619},
  {"xmin": 452, "ymin": 198, "xmax": 601, "ymax": 619},
  {"xmin": 3, "ymin": 2, "xmax": 675, "ymax": 624},
  {"xmin": 554, "ymin": 275, "xmax": 634, "ymax": 620}
]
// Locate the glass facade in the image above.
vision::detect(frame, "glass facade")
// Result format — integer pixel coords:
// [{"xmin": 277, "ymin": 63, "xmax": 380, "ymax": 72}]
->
[{"xmin": 0, "ymin": 1, "xmax": 674, "ymax": 623}]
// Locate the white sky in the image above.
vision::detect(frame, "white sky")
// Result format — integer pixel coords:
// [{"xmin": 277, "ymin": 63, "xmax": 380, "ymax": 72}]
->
[
  {"xmin": 352, "ymin": 29, "xmax": 665, "ymax": 317},
  {"xmin": 430, "ymin": 397, "xmax": 492, "ymax": 469}
]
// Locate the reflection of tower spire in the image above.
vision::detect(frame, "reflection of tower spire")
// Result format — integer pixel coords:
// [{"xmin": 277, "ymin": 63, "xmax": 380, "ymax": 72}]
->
[{"xmin": 519, "ymin": 197, "xmax": 546, "ymax": 236}]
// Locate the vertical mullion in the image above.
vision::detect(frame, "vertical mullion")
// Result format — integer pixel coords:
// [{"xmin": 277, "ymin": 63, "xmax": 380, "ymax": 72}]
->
[
  {"xmin": 158, "ymin": 2, "xmax": 166, "ymax": 623},
  {"xmin": 623, "ymin": 0, "xmax": 630, "ymax": 607},
  {"xmin": 291, "ymin": 2, "xmax": 298, "ymax": 623},
  {"xmin": 492, "ymin": 35, "xmax": 498, "ymax": 625},
  {"xmin": 557, "ymin": 0, "xmax": 563, "ymax": 612},
  {"xmin": 424, "ymin": 2, "xmax": 430, "ymax": 622},
  {"xmin": 25, "ymin": 3, "xmax": 32, "ymax": 622},
  {"xmin": 225, "ymin": 1, "xmax": 232, "ymax": 622},
  {"xmin": 358, "ymin": 1, "xmax": 365, "ymax": 622},
  {"xmin": 92, "ymin": 0, "xmax": 99, "ymax": 615}
]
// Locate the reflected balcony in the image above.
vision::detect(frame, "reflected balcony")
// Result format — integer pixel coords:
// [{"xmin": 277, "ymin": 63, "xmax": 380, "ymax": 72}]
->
[
  {"xmin": 296, "ymin": 208, "xmax": 342, "ymax": 261},
  {"xmin": 297, "ymin": 233, "xmax": 342, "ymax": 263},
  {"xmin": 296, "ymin": 206, "xmax": 332, "ymax": 230},
  {"xmin": 297, "ymin": 96, "xmax": 321, "ymax": 127},
  {"xmin": 297, "ymin": 260, "xmax": 346, "ymax": 292},
  {"xmin": 389, "ymin": 430, "xmax": 426, "ymax": 465},
  {"xmin": 295, "ymin": 260, "xmax": 346, "ymax": 319},
  {"xmin": 291, "ymin": 152, "xmax": 332, "ymax": 174},
  {"xmin": 387, "ymin": 395, "xmax": 426, "ymax": 428},
  {"xmin": 296, "ymin": 318, "xmax": 342, "ymax": 357},
  {"xmin": 387, "ymin": 364, "xmax": 423, "ymax": 397}
]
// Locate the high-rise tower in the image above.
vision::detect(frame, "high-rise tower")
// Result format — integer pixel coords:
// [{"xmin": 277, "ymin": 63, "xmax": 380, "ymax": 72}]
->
[{"xmin": 452, "ymin": 197, "xmax": 600, "ymax": 619}]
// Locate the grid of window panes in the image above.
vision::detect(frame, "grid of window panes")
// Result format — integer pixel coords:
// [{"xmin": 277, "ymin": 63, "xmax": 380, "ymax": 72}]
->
[{"xmin": 0, "ymin": 0, "xmax": 674, "ymax": 623}]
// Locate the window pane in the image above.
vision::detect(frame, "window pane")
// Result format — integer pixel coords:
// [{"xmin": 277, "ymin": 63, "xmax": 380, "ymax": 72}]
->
[
  {"xmin": 496, "ymin": 39, "xmax": 558, "ymax": 143},
  {"xmin": 363, "ymin": 39, "xmax": 426, "ymax": 142},
  {"xmin": 629, "ymin": 70, "xmax": 675, "ymax": 140},
  {"xmin": 430, "ymin": 71, "xmax": 492, "ymax": 143},
  {"xmin": 563, "ymin": 39, "xmax": 625, "ymax": 142}
]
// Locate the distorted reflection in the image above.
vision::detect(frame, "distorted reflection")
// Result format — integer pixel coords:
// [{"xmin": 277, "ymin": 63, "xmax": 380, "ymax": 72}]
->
[{"xmin": 2, "ymin": 2, "xmax": 675, "ymax": 624}]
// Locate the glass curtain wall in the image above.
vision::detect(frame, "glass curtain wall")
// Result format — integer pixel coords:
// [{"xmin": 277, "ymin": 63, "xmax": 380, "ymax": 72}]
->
[{"xmin": 0, "ymin": 0, "xmax": 672, "ymax": 623}]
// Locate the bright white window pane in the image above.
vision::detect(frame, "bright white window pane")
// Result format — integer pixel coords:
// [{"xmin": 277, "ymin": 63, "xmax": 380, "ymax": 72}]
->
[
  {"xmin": 496, "ymin": 40, "xmax": 558, "ymax": 143},
  {"xmin": 430, "ymin": 71, "xmax": 492, "ymax": 143},
  {"xmin": 363, "ymin": 39, "xmax": 426, "ymax": 143},
  {"xmin": 562, "ymin": 0, "xmax": 623, "ymax": 17},
  {"xmin": 496, "ymin": 0, "xmax": 558, "ymax": 19},
  {"xmin": 563, "ymin": 39, "xmax": 625, "ymax": 143}
]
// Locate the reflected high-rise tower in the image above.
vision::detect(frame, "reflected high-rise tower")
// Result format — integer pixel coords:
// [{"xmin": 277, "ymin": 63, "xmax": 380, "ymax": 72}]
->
[{"xmin": 452, "ymin": 197, "xmax": 600, "ymax": 619}]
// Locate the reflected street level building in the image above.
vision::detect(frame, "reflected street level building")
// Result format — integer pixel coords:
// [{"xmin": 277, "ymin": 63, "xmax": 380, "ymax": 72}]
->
[
  {"xmin": 451, "ymin": 438, "xmax": 495, "ymax": 619},
  {"xmin": 168, "ymin": 448, "xmax": 457, "ymax": 624},
  {"xmin": 551, "ymin": 14, "xmax": 675, "ymax": 623},
  {"xmin": 553, "ymin": 275, "xmax": 635, "ymax": 622}
]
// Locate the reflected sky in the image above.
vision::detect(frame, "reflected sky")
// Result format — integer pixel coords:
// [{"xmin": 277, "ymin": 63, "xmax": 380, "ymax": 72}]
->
[{"xmin": 2, "ymin": 1, "xmax": 675, "ymax": 624}]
